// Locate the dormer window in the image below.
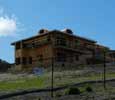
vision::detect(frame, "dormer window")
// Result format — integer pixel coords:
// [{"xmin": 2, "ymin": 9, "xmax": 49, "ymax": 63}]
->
[{"xmin": 47, "ymin": 35, "xmax": 51, "ymax": 41}]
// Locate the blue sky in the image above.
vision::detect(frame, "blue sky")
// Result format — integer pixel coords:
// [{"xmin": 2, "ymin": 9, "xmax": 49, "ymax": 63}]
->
[{"xmin": 0, "ymin": 0, "xmax": 115, "ymax": 63}]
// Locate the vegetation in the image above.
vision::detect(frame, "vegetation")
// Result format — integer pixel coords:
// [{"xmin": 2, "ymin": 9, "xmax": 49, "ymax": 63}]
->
[
  {"xmin": 0, "ymin": 59, "xmax": 11, "ymax": 72},
  {"xmin": 0, "ymin": 65, "xmax": 114, "ymax": 92},
  {"xmin": 85, "ymin": 86, "xmax": 93, "ymax": 92},
  {"xmin": 0, "ymin": 76, "xmax": 44, "ymax": 91},
  {"xmin": 65, "ymin": 87, "xmax": 81, "ymax": 95},
  {"xmin": 55, "ymin": 91, "xmax": 63, "ymax": 97}
]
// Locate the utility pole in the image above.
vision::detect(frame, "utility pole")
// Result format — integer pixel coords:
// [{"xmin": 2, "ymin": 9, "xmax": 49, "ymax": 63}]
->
[
  {"xmin": 103, "ymin": 51, "xmax": 106, "ymax": 89},
  {"xmin": 51, "ymin": 57, "xmax": 54, "ymax": 98}
]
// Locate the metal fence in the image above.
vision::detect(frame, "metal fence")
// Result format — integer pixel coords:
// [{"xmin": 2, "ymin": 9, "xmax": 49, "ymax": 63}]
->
[
  {"xmin": 0, "ymin": 54, "xmax": 115, "ymax": 99},
  {"xmin": 30, "ymin": 54, "xmax": 115, "ymax": 97}
]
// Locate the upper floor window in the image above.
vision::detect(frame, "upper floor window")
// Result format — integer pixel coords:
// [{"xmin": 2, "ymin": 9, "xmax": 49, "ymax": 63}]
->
[
  {"xmin": 75, "ymin": 55, "xmax": 79, "ymax": 61},
  {"xmin": 69, "ymin": 55, "xmax": 73, "ymax": 62},
  {"xmin": 55, "ymin": 37, "xmax": 67, "ymax": 46},
  {"xmin": 56, "ymin": 52, "xmax": 66, "ymax": 62},
  {"xmin": 29, "ymin": 57, "xmax": 32, "ymax": 64},
  {"xmin": 22, "ymin": 57, "xmax": 27, "ymax": 65},
  {"xmin": 37, "ymin": 55, "xmax": 43, "ymax": 62},
  {"xmin": 22, "ymin": 43, "xmax": 28, "ymax": 48},
  {"xmin": 47, "ymin": 35, "xmax": 51, "ymax": 41},
  {"xmin": 75, "ymin": 40, "xmax": 81, "ymax": 47},
  {"xmin": 15, "ymin": 57, "xmax": 21, "ymax": 65},
  {"xmin": 16, "ymin": 43, "xmax": 21, "ymax": 50},
  {"xmin": 22, "ymin": 41, "xmax": 36, "ymax": 49}
]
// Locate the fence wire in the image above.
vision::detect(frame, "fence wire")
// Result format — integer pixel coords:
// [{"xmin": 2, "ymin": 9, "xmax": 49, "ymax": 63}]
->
[{"xmin": 0, "ymin": 54, "xmax": 115, "ymax": 99}]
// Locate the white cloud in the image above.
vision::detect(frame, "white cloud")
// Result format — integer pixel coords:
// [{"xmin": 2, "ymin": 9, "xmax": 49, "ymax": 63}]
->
[{"xmin": 0, "ymin": 8, "xmax": 19, "ymax": 37}]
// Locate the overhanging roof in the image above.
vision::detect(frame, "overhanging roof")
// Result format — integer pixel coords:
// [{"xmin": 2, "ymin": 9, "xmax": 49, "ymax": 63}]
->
[{"xmin": 11, "ymin": 30, "xmax": 96, "ymax": 45}]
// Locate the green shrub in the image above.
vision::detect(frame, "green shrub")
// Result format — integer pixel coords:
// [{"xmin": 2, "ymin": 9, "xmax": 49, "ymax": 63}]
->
[
  {"xmin": 55, "ymin": 92, "xmax": 62, "ymax": 97},
  {"xmin": 85, "ymin": 86, "xmax": 93, "ymax": 92},
  {"xmin": 66, "ymin": 87, "xmax": 81, "ymax": 95}
]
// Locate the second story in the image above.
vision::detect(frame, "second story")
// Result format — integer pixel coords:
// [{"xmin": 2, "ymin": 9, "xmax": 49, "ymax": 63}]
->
[{"xmin": 11, "ymin": 28, "xmax": 109, "ymax": 56}]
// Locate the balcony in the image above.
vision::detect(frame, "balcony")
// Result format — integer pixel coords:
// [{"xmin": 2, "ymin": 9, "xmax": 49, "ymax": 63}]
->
[
  {"xmin": 22, "ymin": 40, "xmax": 51, "ymax": 49},
  {"xmin": 54, "ymin": 43, "xmax": 90, "ymax": 54}
]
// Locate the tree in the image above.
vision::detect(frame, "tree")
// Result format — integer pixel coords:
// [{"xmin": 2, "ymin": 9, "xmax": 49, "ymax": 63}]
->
[{"xmin": 0, "ymin": 59, "xmax": 11, "ymax": 72}]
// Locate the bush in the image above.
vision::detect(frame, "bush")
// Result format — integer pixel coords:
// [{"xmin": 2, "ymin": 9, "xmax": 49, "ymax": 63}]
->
[
  {"xmin": 85, "ymin": 86, "xmax": 93, "ymax": 92},
  {"xmin": 66, "ymin": 87, "xmax": 81, "ymax": 95},
  {"xmin": 55, "ymin": 92, "xmax": 62, "ymax": 97}
]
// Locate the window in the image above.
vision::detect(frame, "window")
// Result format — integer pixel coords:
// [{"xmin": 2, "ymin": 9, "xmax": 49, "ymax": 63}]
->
[
  {"xmin": 75, "ymin": 55, "xmax": 79, "ymax": 61},
  {"xmin": 55, "ymin": 34, "xmax": 67, "ymax": 46},
  {"xmin": 22, "ymin": 43, "xmax": 27, "ymax": 48},
  {"xmin": 29, "ymin": 57, "xmax": 32, "ymax": 64},
  {"xmin": 56, "ymin": 52, "xmax": 66, "ymax": 62},
  {"xmin": 22, "ymin": 42, "xmax": 35, "ymax": 49},
  {"xmin": 37, "ymin": 55, "xmax": 43, "ymax": 62},
  {"xmin": 56, "ymin": 34, "xmax": 65, "ymax": 39},
  {"xmin": 32, "ymin": 41, "xmax": 35, "ymax": 48},
  {"xmin": 55, "ymin": 38, "xmax": 66, "ymax": 46},
  {"xmin": 22, "ymin": 57, "xmax": 27, "ymax": 65},
  {"xmin": 69, "ymin": 56, "xmax": 73, "ymax": 62},
  {"xmin": 75, "ymin": 40, "xmax": 80, "ymax": 46},
  {"xmin": 15, "ymin": 58, "xmax": 20, "ymax": 65},
  {"xmin": 47, "ymin": 35, "xmax": 51, "ymax": 41},
  {"xmin": 16, "ymin": 43, "xmax": 21, "ymax": 49}
]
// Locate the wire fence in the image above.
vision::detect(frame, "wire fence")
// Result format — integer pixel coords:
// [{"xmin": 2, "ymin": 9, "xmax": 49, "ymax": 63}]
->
[
  {"xmin": 0, "ymin": 54, "xmax": 115, "ymax": 99},
  {"xmin": 28, "ymin": 54, "xmax": 115, "ymax": 97}
]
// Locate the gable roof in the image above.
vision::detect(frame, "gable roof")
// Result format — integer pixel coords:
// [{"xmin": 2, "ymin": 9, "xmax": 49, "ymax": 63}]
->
[{"xmin": 11, "ymin": 29, "xmax": 96, "ymax": 45}]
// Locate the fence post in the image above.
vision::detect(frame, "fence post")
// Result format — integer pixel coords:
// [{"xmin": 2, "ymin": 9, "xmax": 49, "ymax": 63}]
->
[
  {"xmin": 103, "ymin": 51, "xmax": 106, "ymax": 89},
  {"xmin": 51, "ymin": 57, "xmax": 54, "ymax": 98}
]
